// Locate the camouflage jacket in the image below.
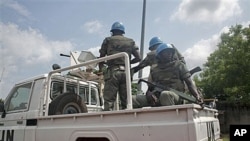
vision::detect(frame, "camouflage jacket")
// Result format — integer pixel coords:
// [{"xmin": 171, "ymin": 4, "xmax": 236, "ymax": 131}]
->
[
  {"xmin": 138, "ymin": 50, "xmax": 157, "ymax": 70},
  {"xmin": 151, "ymin": 60, "xmax": 191, "ymax": 92},
  {"xmin": 99, "ymin": 35, "xmax": 138, "ymax": 66}
]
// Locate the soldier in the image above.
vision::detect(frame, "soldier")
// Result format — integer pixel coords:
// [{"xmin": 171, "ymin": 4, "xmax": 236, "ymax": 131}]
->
[
  {"xmin": 133, "ymin": 43, "xmax": 203, "ymax": 108},
  {"xmin": 132, "ymin": 37, "xmax": 163, "ymax": 74},
  {"xmin": 99, "ymin": 21, "xmax": 141, "ymax": 111},
  {"xmin": 171, "ymin": 43, "xmax": 186, "ymax": 64},
  {"xmin": 132, "ymin": 37, "xmax": 185, "ymax": 81}
]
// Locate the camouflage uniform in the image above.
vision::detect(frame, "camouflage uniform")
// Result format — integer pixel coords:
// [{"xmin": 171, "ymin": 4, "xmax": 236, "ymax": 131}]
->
[
  {"xmin": 133, "ymin": 60, "xmax": 191, "ymax": 108},
  {"xmin": 140, "ymin": 45, "xmax": 184, "ymax": 69},
  {"xmin": 170, "ymin": 44, "xmax": 186, "ymax": 64},
  {"xmin": 132, "ymin": 44, "xmax": 185, "ymax": 81},
  {"xmin": 136, "ymin": 50, "xmax": 158, "ymax": 70},
  {"xmin": 134, "ymin": 50, "xmax": 157, "ymax": 82},
  {"xmin": 100, "ymin": 35, "xmax": 139, "ymax": 111}
]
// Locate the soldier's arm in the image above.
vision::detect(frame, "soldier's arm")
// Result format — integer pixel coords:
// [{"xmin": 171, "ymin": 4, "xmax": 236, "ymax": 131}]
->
[
  {"xmin": 98, "ymin": 39, "xmax": 108, "ymax": 72},
  {"xmin": 179, "ymin": 62, "xmax": 203, "ymax": 103},
  {"xmin": 132, "ymin": 56, "xmax": 150, "ymax": 73},
  {"xmin": 184, "ymin": 77, "xmax": 203, "ymax": 104},
  {"xmin": 131, "ymin": 48, "xmax": 141, "ymax": 64},
  {"xmin": 98, "ymin": 52, "xmax": 106, "ymax": 72}
]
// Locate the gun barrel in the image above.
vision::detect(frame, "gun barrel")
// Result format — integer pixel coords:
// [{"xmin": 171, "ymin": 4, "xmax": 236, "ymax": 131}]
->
[
  {"xmin": 60, "ymin": 53, "xmax": 70, "ymax": 57},
  {"xmin": 189, "ymin": 66, "xmax": 202, "ymax": 75},
  {"xmin": 138, "ymin": 79, "xmax": 197, "ymax": 103}
]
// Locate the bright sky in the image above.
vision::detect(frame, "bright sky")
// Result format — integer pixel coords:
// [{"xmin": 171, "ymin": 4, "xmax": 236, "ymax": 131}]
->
[{"xmin": 0, "ymin": 0, "xmax": 250, "ymax": 99}]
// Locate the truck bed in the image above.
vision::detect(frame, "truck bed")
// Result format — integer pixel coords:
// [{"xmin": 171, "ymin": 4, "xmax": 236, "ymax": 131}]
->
[{"xmin": 32, "ymin": 104, "xmax": 220, "ymax": 141}]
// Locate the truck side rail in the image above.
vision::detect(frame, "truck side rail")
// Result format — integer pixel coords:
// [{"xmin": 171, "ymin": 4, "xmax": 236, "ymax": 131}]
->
[{"xmin": 42, "ymin": 52, "xmax": 132, "ymax": 116}]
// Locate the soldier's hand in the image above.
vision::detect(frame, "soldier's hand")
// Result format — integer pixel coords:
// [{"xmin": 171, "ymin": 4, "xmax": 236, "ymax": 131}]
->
[
  {"xmin": 146, "ymin": 90, "xmax": 158, "ymax": 106},
  {"xmin": 196, "ymin": 97, "xmax": 204, "ymax": 108},
  {"xmin": 196, "ymin": 88, "xmax": 204, "ymax": 106}
]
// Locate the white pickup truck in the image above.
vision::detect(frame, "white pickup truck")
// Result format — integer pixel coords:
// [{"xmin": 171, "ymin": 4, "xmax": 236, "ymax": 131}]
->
[{"xmin": 0, "ymin": 52, "xmax": 221, "ymax": 141}]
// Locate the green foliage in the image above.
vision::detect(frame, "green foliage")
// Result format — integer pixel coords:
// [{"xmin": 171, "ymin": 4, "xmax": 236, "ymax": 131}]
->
[
  {"xmin": 195, "ymin": 24, "xmax": 250, "ymax": 105},
  {"xmin": 132, "ymin": 83, "xmax": 139, "ymax": 95}
]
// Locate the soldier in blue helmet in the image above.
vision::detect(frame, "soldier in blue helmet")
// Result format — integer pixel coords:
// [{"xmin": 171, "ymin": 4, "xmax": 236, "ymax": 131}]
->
[
  {"xmin": 99, "ymin": 21, "xmax": 141, "ymax": 111},
  {"xmin": 131, "ymin": 37, "xmax": 185, "ymax": 76},
  {"xmin": 133, "ymin": 43, "xmax": 203, "ymax": 108},
  {"xmin": 131, "ymin": 37, "xmax": 163, "ymax": 75}
]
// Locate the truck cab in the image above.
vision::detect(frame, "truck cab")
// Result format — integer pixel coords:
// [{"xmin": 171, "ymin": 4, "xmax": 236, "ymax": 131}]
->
[{"xmin": 0, "ymin": 71, "xmax": 102, "ymax": 140}]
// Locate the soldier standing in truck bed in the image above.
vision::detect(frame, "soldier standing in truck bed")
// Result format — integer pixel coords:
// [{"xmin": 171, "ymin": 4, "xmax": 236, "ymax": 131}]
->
[{"xmin": 99, "ymin": 21, "xmax": 141, "ymax": 111}]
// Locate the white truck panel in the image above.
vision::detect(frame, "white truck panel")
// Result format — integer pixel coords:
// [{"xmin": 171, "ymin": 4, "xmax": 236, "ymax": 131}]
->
[
  {"xmin": 27, "ymin": 78, "xmax": 46, "ymax": 119},
  {"xmin": 33, "ymin": 104, "xmax": 220, "ymax": 141}
]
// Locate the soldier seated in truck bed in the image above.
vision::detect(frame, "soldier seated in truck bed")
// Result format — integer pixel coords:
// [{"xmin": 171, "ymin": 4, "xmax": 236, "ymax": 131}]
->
[{"xmin": 133, "ymin": 43, "xmax": 203, "ymax": 108}]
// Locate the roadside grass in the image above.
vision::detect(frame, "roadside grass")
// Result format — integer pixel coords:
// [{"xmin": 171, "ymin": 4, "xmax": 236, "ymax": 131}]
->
[{"xmin": 221, "ymin": 134, "xmax": 229, "ymax": 141}]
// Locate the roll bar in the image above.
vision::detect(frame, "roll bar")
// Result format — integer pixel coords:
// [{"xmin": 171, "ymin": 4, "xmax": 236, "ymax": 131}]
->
[{"xmin": 43, "ymin": 52, "xmax": 132, "ymax": 116}]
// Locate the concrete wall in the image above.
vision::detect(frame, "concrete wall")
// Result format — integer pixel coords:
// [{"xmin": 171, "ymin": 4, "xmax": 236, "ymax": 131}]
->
[{"xmin": 217, "ymin": 102, "xmax": 250, "ymax": 133}]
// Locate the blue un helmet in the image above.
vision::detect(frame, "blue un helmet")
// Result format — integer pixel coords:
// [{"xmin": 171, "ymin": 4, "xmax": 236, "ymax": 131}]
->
[
  {"xmin": 149, "ymin": 37, "xmax": 163, "ymax": 50},
  {"xmin": 156, "ymin": 43, "xmax": 174, "ymax": 56},
  {"xmin": 110, "ymin": 21, "xmax": 125, "ymax": 34}
]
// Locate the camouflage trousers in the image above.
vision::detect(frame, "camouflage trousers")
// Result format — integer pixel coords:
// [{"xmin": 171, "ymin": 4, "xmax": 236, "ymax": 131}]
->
[
  {"xmin": 132, "ymin": 90, "xmax": 182, "ymax": 108},
  {"xmin": 103, "ymin": 69, "xmax": 127, "ymax": 111}
]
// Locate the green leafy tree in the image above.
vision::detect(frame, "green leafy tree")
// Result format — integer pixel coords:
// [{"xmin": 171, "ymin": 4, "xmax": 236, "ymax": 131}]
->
[{"xmin": 195, "ymin": 24, "xmax": 250, "ymax": 105}]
